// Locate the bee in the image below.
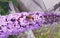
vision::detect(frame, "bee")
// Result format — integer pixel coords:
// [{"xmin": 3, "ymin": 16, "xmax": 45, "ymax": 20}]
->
[{"xmin": 26, "ymin": 15, "xmax": 34, "ymax": 21}]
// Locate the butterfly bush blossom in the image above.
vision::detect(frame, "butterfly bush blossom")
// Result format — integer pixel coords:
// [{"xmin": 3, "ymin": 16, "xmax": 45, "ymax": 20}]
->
[{"xmin": 0, "ymin": 12, "xmax": 60, "ymax": 38}]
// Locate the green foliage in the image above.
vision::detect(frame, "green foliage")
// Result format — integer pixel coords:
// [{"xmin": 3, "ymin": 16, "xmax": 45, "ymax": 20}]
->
[
  {"xmin": 0, "ymin": 0, "xmax": 18, "ymax": 15},
  {"xmin": 0, "ymin": 2, "xmax": 9, "ymax": 15},
  {"xmin": 0, "ymin": 0, "xmax": 8, "ymax": 2},
  {"xmin": 34, "ymin": 24, "xmax": 60, "ymax": 38},
  {"xmin": 12, "ymin": 0, "xmax": 18, "ymax": 6}
]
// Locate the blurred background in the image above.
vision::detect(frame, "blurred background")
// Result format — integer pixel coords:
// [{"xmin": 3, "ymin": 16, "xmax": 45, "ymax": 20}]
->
[{"xmin": 0, "ymin": 0, "xmax": 60, "ymax": 38}]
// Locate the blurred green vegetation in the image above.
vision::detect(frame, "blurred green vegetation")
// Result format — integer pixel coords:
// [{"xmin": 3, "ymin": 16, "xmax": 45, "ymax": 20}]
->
[
  {"xmin": 33, "ymin": 24, "xmax": 60, "ymax": 38},
  {"xmin": 0, "ymin": 1, "xmax": 9, "ymax": 15},
  {"xmin": 0, "ymin": 0, "xmax": 8, "ymax": 2},
  {"xmin": 12, "ymin": 0, "xmax": 18, "ymax": 7},
  {"xmin": 0, "ymin": 0, "xmax": 18, "ymax": 15}
]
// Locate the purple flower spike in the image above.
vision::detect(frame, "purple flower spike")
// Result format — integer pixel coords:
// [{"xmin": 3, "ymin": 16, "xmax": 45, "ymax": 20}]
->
[
  {"xmin": 43, "ymin": 13, "xmax": 60, "ymax": 24},
  {"xmin": 0, "ymin": 12, "xmax": 45, "ymax": 38},
  {"xmin": 1, "ymin": 12, "xmax": 60, "ymax": 38}
]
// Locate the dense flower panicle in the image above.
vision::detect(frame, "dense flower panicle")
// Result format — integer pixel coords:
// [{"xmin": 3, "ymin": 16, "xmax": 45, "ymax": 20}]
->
[
  {"xmin": 0, "ymin": 12, "xmax": 60, "ymax": 38},
  {"xmin": 0, "ymin": 12, "xmax": 44, "ymax": 38},
  {"xmin": 43, "ymin": 13, "xmax": 60, "ymax": 24}
]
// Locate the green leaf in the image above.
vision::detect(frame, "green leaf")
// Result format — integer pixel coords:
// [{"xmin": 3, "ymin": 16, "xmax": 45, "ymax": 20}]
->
[
  {"xmin": 0, "ymin": 2, "xmax": 9, "ymax": 15},
  {"xmin": 0, "ymin": 0, "xmax": 8, "ymax": 2}
]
